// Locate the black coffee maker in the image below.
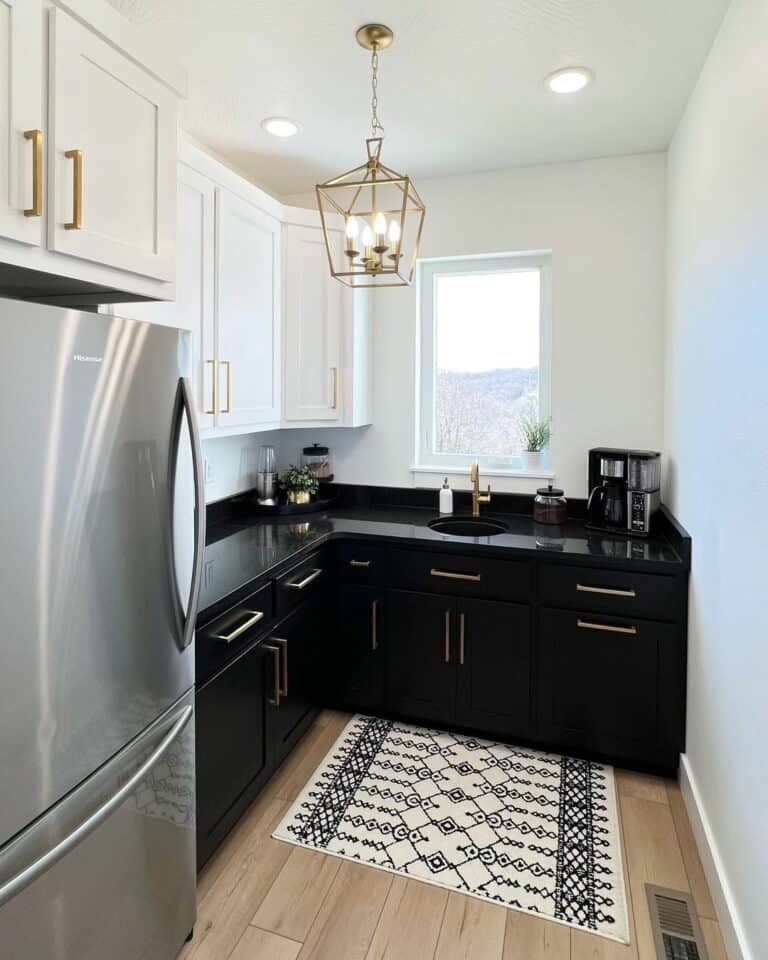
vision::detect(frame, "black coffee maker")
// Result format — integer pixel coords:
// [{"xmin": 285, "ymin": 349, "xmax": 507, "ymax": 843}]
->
[{"xmin": 586, "ymin": 452, "xmax": 627, "ymax": 531}]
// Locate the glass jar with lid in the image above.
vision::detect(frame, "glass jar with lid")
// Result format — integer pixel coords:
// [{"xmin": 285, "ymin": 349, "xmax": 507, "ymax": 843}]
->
[
  {"xmin": 533, "ymin": 484, "xmax": 567, "ymax": 525},
  {"xmin": 301, "ymin": 443, "xmax": 332, "ymax": 480}
]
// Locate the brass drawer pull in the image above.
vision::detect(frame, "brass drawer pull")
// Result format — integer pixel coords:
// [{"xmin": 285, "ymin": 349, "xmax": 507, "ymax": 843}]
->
[
  {"xmin": 350, "ymin": 559, "xmax": 371, "ymax": 568},
  {"xmin": 213, "ymin": 609, "xmax": 264, "ymax": 643},
  {"xmin": 577, "ymin": 583, "xmax": 636, "ymax": 598},
  {"xmin": 286, "ymin": 568, "xmax": 323, "ymax": 590},
  {"xmin": 444, "ymin": 610, "xmax": 451, "ymax": 662},
  {"xmin": 371, "ymin": 599, "xmax": 378, "ymax": 651},
  {"xmin": 331, "ymin": 366, "xmax": 339, "ymax": 409},
  {"xmin": 24, "ymin": 129, "xmax": 43, "ymax": 217},
  {"xmin": 64, "ymin": 149, "xmax": 83, "ymax": 230},
  {"xmin": 204, "ymin": 359, "xmax": 216, "ymax": 414},
  {"xmin": 459, "ymin": 612, "xmax": 466, "ymax": 665},
  {"xmin": 430, "ymin": 568, "xmax": 481, "ymax": 583},
  {"xmin": 264, "ymin": 645, "xmax": 281, "ymax": 706},
  {"xmin": 274, "ymin": 638, "xmax": 288, "ymax": 696},
  {"xmin": 577, "ymin": 619, "xmax": 637, "ymax": 636}
]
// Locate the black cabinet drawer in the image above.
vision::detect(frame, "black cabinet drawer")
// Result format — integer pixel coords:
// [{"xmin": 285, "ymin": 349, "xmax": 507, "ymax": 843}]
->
[
  {"xmin": 275, "ymin": 549, "xmax": 329, "ymax": 616},
  {"xmin": 537, "ymin": 607, "xmax": 678, "ymax": 765},
  {"xmin": 197, "ymin": 581, "xmax": 274, "ymax": 685},
  {"xmin": 390, "ymin": 548, "xmax": 531, "ymax": 602},
  {"xmin": 538, "ymin": 563, "xmax": 681, "ymax": 622},
  {"xmin": 336, "ymin": 542, "xmax": 388, "ymax": 584}
]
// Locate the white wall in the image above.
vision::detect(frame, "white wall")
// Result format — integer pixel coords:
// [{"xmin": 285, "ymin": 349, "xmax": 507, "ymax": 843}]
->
[
  {"xmin": 664, "ymin": 2, "xmax": 768, "ymax": 959},
  {"xmin": 285, "ymin": 152, "xmax": 666, "ymax": 497},
  {"xmin": 202, "ymin": 431, "xmax": 282, "ymax": 504}
]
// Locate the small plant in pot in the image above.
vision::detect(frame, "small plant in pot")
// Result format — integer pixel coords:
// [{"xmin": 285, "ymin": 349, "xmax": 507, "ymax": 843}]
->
[
  {"xmin": 281, "ymin": 465, "xmax": 319, "ymax": 505},
  {"xmin": 518, "ymin": 401, "xmax": 551, "ymax": 472}
]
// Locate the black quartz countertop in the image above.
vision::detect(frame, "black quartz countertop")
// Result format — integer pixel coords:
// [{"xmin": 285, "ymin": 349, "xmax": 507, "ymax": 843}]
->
[{"xmin": 199, "ymin": 501, "xmax": 688, "ymax": 617}]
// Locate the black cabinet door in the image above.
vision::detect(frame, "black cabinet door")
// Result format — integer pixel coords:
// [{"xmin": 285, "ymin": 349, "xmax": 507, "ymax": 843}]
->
[
  {"xmin": 537, "ymin": 607, "xmax": 666, "ymax": 763},
  {"xmin": 454, "ymin": 598, "xmax": 531, "ymax": 740},
  {"xmin": 267, "ymin": 597, "xmax": 327, "ymax": 769},
  {"xmin": 335, "ymin": 584, "xmax": 384, "ymax": 713},
  {"xmin": 385, "ymin": 589, "xmax": 456, "ymax": 725},
  {"xmin": 195, "ymin": 643, "xmax": 270, "ymax": 867}
]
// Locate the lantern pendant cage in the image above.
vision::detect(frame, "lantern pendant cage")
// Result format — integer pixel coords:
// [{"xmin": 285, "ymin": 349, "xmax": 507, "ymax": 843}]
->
[{"xmin": 315, "ymin": 24, "xmax": 426, "ymax": 288}]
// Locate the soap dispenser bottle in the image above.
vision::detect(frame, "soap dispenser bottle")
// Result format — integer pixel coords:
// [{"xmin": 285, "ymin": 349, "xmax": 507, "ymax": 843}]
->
[{"xmin": 439, "ymin": 478, "xmax": 453, "ymax": 515}]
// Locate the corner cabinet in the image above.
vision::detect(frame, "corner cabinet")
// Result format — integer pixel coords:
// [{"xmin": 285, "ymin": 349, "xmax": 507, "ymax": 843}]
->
[{"xmin": 0, "ymin": 0, "xmax": 185, "ymax": 300}]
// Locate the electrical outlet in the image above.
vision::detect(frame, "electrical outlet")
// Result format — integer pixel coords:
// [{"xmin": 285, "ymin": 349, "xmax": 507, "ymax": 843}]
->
[
  {"xmin": 204, "ymin": 458, "xmax": 214, "ymax": 484},
  {"xmin": 204, "ymin": 560, "xmax": 215, "ymax": 588}
]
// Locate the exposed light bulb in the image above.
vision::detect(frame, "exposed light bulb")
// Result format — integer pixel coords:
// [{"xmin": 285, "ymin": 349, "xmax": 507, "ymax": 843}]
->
[
  {"xmin": 361, "ymin": 224, "xmax": 374, "ymax": 247},
  {"xmin": 373, "ymin": 212, "xmax": 387, "ymax": 236},
  {"xmin": 387, "ymin": 219, "xmax": 401, "ymax": 244},
  {"xmin": 345, "ymin": 216, "xmax": 359, "ymax": 239}
]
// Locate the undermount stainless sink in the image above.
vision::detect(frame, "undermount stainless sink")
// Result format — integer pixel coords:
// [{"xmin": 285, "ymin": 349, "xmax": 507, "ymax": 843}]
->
[{"xmin": 428, "ymin": 516, "xmax": 509, "ymax": 537}]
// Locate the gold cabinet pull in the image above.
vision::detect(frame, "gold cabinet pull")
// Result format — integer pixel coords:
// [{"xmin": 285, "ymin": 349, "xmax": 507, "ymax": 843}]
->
[
  {"xmin": 459, "ymin": 612, "xmax": 466, "ymax": 665},
  {"xmin": 204, "ymin": 359, "xmax": 216, "ymax": 414},
  {"xmin": 212, "ymin": 609, "xmax": 264, "ymax": 643},
  {"xmin": 64, "ymin": 149, "xmax": 82, "ymax": 230},
  {"xmin": 264, "ymin": 645, "xmax": 281, "ymax": 706},
  {"xmin": 23, "ymin": 129, "xmax": 43, "ymax": 217},
  {"xmin": 286, "ymin": 568, "xmax": 323, "ymax": 590},
  {"xmin": 577, "ymin": 619, "xmax": 637, "ymax": 636},
  {"xmin": 430, "ymin": 568, "xmax": 481, "ymax": 583},
  {"xmin": 350, "ymin": 559, "xmax": 371, "ymax": 568},
  {"xmin": 330, "ymin": 366, "xmax": 338, "ymax": 409},
  {"xmin": 577, "ymin": 583, "xmax": 636, "ymax": 598},
  {"xmin": 371, "ymin": 599, "xmax": 378, "ymax": 651},
  {"xmin": 444, "ymin": 610, "xmax": 451, "ymax": 663},
  {"xmin": 219, "ymin": 360, "xmax": 232, "ymax": 413},
  {"xmin": 274, "ymin": 638, "xmax": 288, "ymax": 696}
]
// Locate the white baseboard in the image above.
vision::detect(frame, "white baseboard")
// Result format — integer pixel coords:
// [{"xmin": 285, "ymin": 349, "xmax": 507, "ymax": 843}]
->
[{"xmin": 679, "ymin": 754, "xmax": 752, "ymax": 960}]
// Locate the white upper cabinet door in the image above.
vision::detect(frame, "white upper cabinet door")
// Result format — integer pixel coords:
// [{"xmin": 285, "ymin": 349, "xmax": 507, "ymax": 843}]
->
[
  {"xmin": 283, "ymin": 224, "xmax": 342, "ymax": 422},
  {"xmin": 0, "ymin": 0, "xmax": 42, "ymax": 245},
  {"xmin": 215, "ymin": 187, "xmax": 281, "ymax": 428},
  {"xmin": 47, "ymin": 9, "xmax": 176, "ymax": 280}
]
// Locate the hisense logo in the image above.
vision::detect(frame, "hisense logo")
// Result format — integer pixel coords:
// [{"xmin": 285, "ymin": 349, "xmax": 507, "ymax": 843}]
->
[{"xmin": 73, "ymin": 354, "xmax": 103, "ymax": 364}]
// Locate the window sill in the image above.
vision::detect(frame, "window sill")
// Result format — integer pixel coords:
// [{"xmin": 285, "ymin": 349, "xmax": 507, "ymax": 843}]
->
[{"xmin": 410, "ymin": 465, "xmax": 556, "ymax": 481}]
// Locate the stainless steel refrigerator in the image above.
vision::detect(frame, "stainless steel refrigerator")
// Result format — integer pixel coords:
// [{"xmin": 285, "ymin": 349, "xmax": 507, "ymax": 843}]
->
[{"xmin": 0, "ymin": 298, "xmax": 204, "ymax": 958}]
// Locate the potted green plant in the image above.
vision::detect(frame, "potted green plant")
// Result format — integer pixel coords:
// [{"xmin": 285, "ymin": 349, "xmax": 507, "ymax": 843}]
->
[
  {"xmin": 281, "ymin": 464, "xmax": 319, "ymax": 505},
  {"xmin": 518, "ymin": 401, "xmax": 551, "ymax": 472}
]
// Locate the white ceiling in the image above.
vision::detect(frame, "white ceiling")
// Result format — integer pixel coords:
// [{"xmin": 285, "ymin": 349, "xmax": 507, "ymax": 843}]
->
[{"xmin": 109, "ymin": 0, "xmax": 729, "ymax": 198}]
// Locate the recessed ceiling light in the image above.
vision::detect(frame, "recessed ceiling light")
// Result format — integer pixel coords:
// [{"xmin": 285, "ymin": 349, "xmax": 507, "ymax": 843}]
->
[
  {"xmin": 545, "ymin": 67, "xmax": 593, "ymax": 94},
  {"xmin": 261, "ymin": 117, "xmax": 300, "ymax": 137}
]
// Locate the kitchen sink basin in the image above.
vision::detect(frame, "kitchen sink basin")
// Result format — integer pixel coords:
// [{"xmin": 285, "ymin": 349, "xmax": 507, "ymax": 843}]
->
[{"xmin": 428, "ymin": 516, "xmax": 509, "ymax": 537}]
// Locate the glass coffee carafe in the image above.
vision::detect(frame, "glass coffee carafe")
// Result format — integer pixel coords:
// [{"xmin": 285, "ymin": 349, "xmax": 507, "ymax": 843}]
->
[{"xmin": 587, "ymin": 457, "xmax": 627, "ymax": 530}]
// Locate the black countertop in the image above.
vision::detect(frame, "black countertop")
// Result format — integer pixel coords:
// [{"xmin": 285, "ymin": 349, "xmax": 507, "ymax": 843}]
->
[{"xmin": 199, "ymin": 502, "xmax": 688, "ymax": 618}]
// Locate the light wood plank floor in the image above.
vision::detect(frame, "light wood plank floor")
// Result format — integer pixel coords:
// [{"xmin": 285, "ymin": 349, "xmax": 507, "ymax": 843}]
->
[{"xmin": 181, "ymin": 711, "xmax": 728, "ymax": 960}]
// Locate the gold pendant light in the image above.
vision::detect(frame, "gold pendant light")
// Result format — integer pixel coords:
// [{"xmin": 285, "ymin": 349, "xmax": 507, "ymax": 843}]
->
[{"xmin": 316, "ymin": 24, "xmax": 426, "ymax": 288}]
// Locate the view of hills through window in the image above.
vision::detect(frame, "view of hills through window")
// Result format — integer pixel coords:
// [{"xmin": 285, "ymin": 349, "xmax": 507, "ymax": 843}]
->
[{"xmin": 434, "ymin": 269, "xmax": 541, "ymax": 456}]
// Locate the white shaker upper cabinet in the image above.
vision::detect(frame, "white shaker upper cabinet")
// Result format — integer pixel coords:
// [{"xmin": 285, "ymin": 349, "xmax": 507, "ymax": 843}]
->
[
  {"xmin": 215, "ymin": 187, "xmax": 281, "ymax": 429},
  {"xmin": 47, "ymin": 8, "xmax": 176, "ymax": 280},
  {"xmin": 0, "ymin": 0, "xmax": 42, "ymax": 245},
  {"xmin": 283, "ymin": 224, "xmax": 343, "ymax": 423}
]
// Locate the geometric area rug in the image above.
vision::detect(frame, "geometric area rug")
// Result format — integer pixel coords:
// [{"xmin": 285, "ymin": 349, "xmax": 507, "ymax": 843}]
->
[{"xmin": 273, "ymin": 715, "xmax": 629, "ymax": 943}]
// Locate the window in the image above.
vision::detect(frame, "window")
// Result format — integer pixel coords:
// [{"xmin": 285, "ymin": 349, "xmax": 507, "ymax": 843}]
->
[{"xmin": 417, "ymin": 253, "xmax": 551, "ymax": 472}]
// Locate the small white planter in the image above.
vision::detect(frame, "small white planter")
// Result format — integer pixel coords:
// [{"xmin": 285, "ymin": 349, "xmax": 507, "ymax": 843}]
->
[{"xmin": 521, "ymin": 450, "xmax": 545, "ymax": 472}]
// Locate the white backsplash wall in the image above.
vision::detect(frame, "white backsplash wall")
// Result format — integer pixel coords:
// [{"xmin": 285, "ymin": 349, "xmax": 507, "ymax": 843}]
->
[
  {"xmin": 202, "ymin": 431, "xmax": 282, "ymax": 504},
  {"xmin": 284, "ymin": 151, "xmax": 667, "ymax": 498}
]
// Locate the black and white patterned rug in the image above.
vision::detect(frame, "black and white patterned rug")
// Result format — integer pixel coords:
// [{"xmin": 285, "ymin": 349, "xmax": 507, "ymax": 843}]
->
[{"xmin": 273, "ymin": 715, "xmax": 629, "ymax": 943}]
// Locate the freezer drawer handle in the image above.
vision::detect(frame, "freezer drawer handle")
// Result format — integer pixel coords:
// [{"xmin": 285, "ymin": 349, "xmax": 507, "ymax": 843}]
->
[
  {"xmin": 213, "ymin": 610, "xmax": 264, "ymax": 643},
  {"xmin": 430, "ymin": 568, "xmax": 481, "ymax": 582},
  {"xmin": 285, "ymin": 568, "xmax": 323, "ymax": 590},
  {"xmin": 0, "ymin": 703, "xmax": 192, "ymax": 909},
  {"xmin": 577, "ymin": 583, "xmax": 636, "ymax": 598},
  {"xmin": 577, "ymin": 619, "xmax": 637, "ymax": 636}
]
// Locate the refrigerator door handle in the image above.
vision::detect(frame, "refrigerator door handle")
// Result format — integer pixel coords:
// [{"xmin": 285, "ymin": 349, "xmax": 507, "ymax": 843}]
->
[
  {"xmin": 170, "ymin": 376, "xmax": 206, "ymax": 650},
  {"xmin": 0, "ymin": 703, "xmax": 193, "ymax": 909}
]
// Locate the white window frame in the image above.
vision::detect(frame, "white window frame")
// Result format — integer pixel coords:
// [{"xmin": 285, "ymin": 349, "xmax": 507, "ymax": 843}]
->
[{"xmin": 415, "ymin": 252, "xmax": 552, "ymax": 475}]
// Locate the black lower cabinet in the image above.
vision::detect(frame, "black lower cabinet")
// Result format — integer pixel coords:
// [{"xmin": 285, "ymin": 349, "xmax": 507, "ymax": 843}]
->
[
  {"xmin": 385, "ymin": 589, "xmax": 456, "ymax": 725},
  {"xmin": 267, "ymin": 596, "xmax": 328, "ymax": 769},
  {"xmin": 454, "ymin": 598, "xmax": 531, "ymax": 740},
  {"xmin": 334, "ymin": 584, "xmax": 384, "ymax": 713},
  {"xmin": 537, "ymin": 607, "xmax": 674, "ymax": 765},
  {"xmin": 195, "ymin": 642, "xmax": 271, "ymax": 868}
]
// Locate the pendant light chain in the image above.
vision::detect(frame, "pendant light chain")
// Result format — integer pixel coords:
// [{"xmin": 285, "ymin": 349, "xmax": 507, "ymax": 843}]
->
[{"xmin": 370, "ymin": 44, "xmax": 384, "ymax": 137}]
